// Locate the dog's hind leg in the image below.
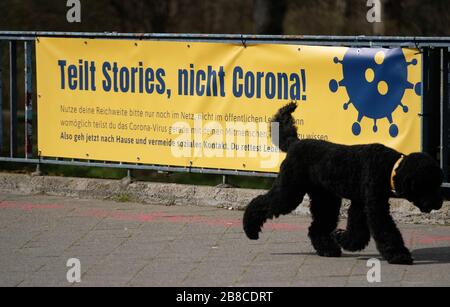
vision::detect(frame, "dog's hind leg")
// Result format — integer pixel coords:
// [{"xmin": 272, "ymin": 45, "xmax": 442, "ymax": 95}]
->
[
  {"xmin": 308, "ymin": 191, "xmax": 342, "ymax": 257},
  {"xmin": 243, "ymin": 172, "xmax": 305, "ymax": 240},
  {"xmin": 333, "ymin": 201, "xmax": 371, "ymax": 252}
]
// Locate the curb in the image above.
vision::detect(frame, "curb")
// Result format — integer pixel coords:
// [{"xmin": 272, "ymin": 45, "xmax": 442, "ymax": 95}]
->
[{"xmin": 0, "ymin": 172, "xmax": 448, "ymax": 225}]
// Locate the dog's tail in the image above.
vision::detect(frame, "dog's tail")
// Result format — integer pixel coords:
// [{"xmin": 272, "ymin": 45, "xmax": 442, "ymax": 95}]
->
[{"xmin": 272, "ymin": 102, "xmax": 299, "ymax": 152}]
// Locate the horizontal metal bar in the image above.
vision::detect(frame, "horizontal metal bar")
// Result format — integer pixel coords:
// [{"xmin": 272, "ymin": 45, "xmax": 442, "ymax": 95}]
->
[
  {"xmin": 1, "ymin": 31, "xmax": 450, "ymax": 47},
  {"xmin": 0, "ymin": 157, "xmax": 278, "ymax": 178},
  {"xmin": 1, "ymin": 31, "xmax": 449, "ymax": 42},
  {"xmin": 0, "ymin": 36, "xmax": 35, "ymax": 41}
]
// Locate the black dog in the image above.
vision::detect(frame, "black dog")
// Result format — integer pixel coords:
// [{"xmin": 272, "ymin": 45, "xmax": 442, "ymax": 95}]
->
[{"xmin": 243, "ymin": 102, "xmax": 443, "ymax": 264}]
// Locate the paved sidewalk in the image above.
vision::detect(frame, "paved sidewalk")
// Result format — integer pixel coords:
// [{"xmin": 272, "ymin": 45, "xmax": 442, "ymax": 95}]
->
[{"xmin": 0, "ymin": 193, "xmax": 450, "ymax": 287}]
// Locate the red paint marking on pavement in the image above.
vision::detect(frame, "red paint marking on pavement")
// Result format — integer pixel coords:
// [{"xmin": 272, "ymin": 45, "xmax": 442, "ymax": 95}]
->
[
  {"xmin": 0, "ymin": 200, "xmax": 64, "ymax": 211},
  {"xmin": 76, "ymin": 208, "xmax": 307, "ymax": 232},
  {"xmin": 3, "ymin": 201, "xmax": 448, "ymax": 241},
  {"xmin": 417, "ymin": 235, "xmax": 450, "ymax": 245},
  {"xmin": 0, "ymin": 200, "xmax": 447, "ymax": 240},
  {"xmin": 402, "ymin": 229, "xmax": 450, "ymax": 246},
  {"xmin": 77, "ymin": 209, "xmax": 168, "ymax": 222},
  {"xmin": 266, "ymin": 223, "xmax": 308, "ymax": 231},
  {"xmin": 0, "ymin": 200, "xmax": 330, "ymax": 233},
  {"xmin": 79, "ymin": 209, "xmax": 240, "ymax": 227}
]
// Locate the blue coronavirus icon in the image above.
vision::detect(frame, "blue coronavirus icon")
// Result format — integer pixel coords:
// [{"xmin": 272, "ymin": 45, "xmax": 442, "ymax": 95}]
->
[{"xmin": 329, "ymin": 48, "xmax": 421, "ymax": 137}]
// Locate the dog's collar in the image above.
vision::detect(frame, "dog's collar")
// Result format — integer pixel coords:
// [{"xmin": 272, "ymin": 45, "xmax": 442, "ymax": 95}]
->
[{"xmin": 390, "ymin": 155, "xmax": 405, "ymax": 193}]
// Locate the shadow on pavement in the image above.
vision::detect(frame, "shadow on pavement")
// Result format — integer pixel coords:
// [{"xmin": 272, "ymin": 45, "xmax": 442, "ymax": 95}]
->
[
  {"xmin": 272, "ymin": 246, "xmax": 450, "ymax": 265},
  {"xmin": 271, "ymin": 252, "xmax": 380, "ymax": 259},
  {"xmin": 412, "ymin": 246, "xmax": 450, "ymax": 265}
]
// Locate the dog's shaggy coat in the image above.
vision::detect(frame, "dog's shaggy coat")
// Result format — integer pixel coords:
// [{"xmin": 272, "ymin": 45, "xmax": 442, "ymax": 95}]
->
[{"xmin": 243, "ymin": 102, "xmax": 444, "ymax": 264}]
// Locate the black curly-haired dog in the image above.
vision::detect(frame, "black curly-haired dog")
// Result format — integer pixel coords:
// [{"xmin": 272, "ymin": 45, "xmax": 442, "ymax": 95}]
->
[{"xmin": 243, "ymin": 102, "xmax": 444, "ymax": 265}]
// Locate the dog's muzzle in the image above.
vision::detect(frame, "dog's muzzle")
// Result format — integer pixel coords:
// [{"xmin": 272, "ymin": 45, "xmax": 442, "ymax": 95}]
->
[{"xmin": 415, "ymin": 197, "xmax": 443, "ymax": 213}]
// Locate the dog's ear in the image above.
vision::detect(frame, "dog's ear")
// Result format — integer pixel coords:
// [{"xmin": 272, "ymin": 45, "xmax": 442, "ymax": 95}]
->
[
  {"xmin": 394, "ymin": 155, "xmax": 417, "ymax": 199},
  {"xmin": 395, "ymin": 171, "xmax": 414, "ymax": 199}
]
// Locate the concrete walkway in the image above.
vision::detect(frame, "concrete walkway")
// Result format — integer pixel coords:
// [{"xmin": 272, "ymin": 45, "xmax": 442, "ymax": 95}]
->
[{"xmin": 1, "ymin": 193, "xmax": 450, "ymax": 287}]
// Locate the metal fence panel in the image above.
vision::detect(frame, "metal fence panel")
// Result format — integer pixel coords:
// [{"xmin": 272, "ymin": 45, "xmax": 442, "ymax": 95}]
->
[{"xmin": 0, "ymin": 32, "xmax": 449, "ymax": 184}]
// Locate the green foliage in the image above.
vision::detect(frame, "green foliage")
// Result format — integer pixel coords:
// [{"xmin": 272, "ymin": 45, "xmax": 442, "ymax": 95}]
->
[{"xmin": 115, "ymin": 193, "xmax": 130, "ymax": 202}]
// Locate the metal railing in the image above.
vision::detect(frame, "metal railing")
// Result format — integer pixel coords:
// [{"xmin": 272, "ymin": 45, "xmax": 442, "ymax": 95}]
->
[{"xmin": 0, "ymin": 32, "xmax": 449, "ymax": 184}]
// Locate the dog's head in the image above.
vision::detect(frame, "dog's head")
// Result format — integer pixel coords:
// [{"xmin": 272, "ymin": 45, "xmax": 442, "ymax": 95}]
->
[{"xmin": 394, "ymin": 153, "xmax": 444, "ymax": 213}]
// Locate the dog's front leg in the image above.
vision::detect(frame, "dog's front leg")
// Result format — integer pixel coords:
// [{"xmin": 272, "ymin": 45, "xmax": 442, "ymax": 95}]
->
[
  {"xmin": 365, "ymin": 199, "xmax": 413, "ymax": 265},
  {"xmin": 243, "ymin": 165, "xmax": 306, "ymax": 240}
]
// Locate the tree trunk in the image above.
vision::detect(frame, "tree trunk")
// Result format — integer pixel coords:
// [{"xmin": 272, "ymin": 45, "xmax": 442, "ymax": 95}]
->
[
  {"xmin": 110, "ymin": 0, "xmax": 169, "ymax": 33},
  {"xmin": 254, "ymin": 0, "xmax": 287, "ymax": 35}
]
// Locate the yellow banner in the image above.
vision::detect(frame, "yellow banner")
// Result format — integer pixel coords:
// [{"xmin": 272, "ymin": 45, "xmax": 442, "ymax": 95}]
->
[{"xmin": 36, "ymin": 37, "xmax": 422, "ymax": 173}]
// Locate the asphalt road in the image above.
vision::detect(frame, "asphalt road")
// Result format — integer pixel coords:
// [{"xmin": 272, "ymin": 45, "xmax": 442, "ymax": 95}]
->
[{"xmin": 1, "ymin": 193, "xmax": 450, "ymax": 287}]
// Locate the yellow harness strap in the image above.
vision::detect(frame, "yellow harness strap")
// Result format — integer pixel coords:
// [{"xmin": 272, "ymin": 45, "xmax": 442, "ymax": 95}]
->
[{"xmin": 390, "ymin": 155, "xmax": 405, "ymax": 192}]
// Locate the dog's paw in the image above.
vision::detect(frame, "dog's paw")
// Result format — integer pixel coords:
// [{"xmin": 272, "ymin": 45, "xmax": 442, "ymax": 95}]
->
[
  {"xmin": 244, "ymin": 228, "xmax": 260, "ymax": 240},
  {"xmin": 332, "ymin": 229, "xmax": 369, "ymax": 252},
  {"xmin": 243, "ymin": 216, "xmax": 263, "ymax": 240},
  {"xmin": 243, "ymin": 216, "xmax": 264, "ymax": 240},
  {"xmin": 386, "ymin": 252, "xmax": 414, "ymax": 265}
]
